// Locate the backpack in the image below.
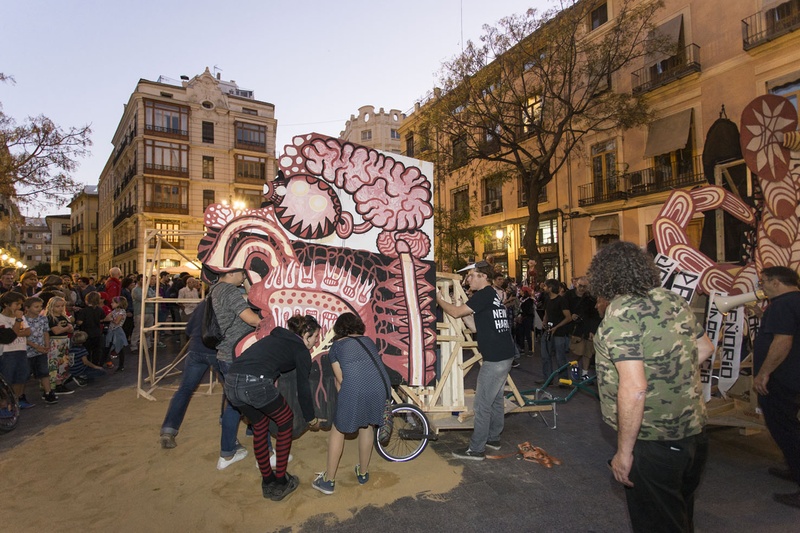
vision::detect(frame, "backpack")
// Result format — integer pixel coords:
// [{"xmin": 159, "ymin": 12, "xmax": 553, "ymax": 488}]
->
[{"xmin": 201, "ymin": 293, "xmax": 224, "ymax": 349}]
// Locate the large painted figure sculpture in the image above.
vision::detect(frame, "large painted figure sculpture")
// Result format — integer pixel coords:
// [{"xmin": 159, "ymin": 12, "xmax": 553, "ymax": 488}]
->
[
  {"xmin": 652, "ymin": 95, "xmax": 800, "ymax": 297},
  {"xmin": 198, "ymin": 133, "xmax": 437, "ymax": 420}
]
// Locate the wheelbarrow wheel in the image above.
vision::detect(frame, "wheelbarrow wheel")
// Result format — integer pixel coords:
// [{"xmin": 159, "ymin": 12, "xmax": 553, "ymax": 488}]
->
[
  {"xmin": 374, "ymin": 403, "xmax": 431, "ymax": 462},
  {"xmin": 0, "ymin": 374, "xmax": 20, "ymax": 434}
]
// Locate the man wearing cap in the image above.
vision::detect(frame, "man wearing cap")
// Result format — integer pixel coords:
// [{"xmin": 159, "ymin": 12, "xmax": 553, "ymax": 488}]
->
[{"xmin": 436, "ymin": 261, "xmax": 516, "ymax": 460}]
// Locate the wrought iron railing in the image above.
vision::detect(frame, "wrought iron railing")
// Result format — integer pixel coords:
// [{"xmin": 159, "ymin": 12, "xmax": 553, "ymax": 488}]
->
[
  {"xmin": 632, "ymin": 44, "xmax": 701, "ymax": 94},
  {"xmin": 742, "ymin": 6, "xmax": 800, "ymax": 50}
]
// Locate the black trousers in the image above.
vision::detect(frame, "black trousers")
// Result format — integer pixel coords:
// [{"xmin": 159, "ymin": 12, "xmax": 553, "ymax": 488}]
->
[
  {"xmin": 759, "ymin": 380, "xmax": 800, "ymax": 487},
  {"xmin": 626, "ymin": 431, "xmax": 709, "ymax": 533}
]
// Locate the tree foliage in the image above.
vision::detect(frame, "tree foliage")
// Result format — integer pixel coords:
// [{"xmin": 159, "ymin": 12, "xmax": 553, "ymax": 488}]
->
[
  {"xmin": 422, "ymin": 0, "xmax": 667, "ymax": 278},
  {"xmin": 0, "ymin": 73, "xmax": 92, "ymax": 207},
  {"xmin": 434, "ymin": 203, "xmax": 489, "ymax": 272}
]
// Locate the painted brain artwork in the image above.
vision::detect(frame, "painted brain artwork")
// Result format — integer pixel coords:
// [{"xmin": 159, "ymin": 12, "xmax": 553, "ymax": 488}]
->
[
  {"xmin": 198, "ymin": 133, "xmax": 437, "ymax": 390},
  {"xmin": 653, "ymin": 95, "xmax": 800, "ymax": 296}
]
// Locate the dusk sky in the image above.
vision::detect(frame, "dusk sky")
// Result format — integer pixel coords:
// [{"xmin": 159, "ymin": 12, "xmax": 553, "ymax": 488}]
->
[{"xmin": 1, "ymin": 0, "xmax": 549, "ymax": 216}]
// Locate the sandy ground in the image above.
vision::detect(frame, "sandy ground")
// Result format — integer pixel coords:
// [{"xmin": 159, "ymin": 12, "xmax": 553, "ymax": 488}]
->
[{"xmin": 0, "ymin": 386, "xmax": 462, "ymax": 532}]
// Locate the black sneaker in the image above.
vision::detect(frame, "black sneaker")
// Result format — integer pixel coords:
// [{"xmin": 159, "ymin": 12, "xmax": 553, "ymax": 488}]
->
[
  {"xmin": 485, "ymin": 440, "xmax": 501, "ymax": 451},
  {"xmin": 269, "ymin": 473, "xmax": 299, "ymax": 501},
  {"xmin": 511, "ymin": 360, "xmax": 521, "ymax": 368},
  {"xmin": 44, "ymin": 391, "xmax": 59, "ymax": 404},
  {"xmin": 54, "ymin": 384, "xmax": 75, "ymax": 395},
  {"xmin": 452, "ymin": 448, "xmax": 485, "ymax": 461}
]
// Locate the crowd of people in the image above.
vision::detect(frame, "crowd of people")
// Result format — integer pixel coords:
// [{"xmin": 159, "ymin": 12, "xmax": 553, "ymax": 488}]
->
[{"xmin": 0, "ymin": 266, "xmax": 202, "ymax": 410}]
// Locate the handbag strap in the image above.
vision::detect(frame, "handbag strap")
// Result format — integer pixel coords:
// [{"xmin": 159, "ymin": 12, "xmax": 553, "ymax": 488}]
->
[{"xmin": 352, "ymin": 336, "xmax": 391, "ymax": 400}]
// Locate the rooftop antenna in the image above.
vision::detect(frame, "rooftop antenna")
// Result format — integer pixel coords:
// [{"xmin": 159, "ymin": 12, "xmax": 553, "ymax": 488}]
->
[
  {"xmin": 460, "ymin": 0, "xmax": 464, "ymax": 51},
  {"xmin": 213, "ymin": 65, "xmax": 222, "ymax": 78}
]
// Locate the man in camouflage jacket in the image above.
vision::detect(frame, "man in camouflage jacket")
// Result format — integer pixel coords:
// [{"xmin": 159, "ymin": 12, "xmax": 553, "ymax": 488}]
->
[{"xmin": 588, "ymin": 241, "xmax": 714, "ymax": 533}]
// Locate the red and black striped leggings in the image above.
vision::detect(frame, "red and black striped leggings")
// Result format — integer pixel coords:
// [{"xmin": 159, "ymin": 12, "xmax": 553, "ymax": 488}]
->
[{"xmin": 236, "ymin": 395, "xmax": 294, "ymax": 480}]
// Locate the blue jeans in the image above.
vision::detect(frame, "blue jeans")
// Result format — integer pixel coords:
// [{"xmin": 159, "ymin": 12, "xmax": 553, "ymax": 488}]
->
[
  {"xmin": 541, "ymin": 335, "xmax": 569, "ymax": 380},
  {"xmin": 216, "ymin": 359, "xmax": 243, "ymax": 458},
  {"xmin": 470, "ymin": 358, "xmax": 513, "ymax": 453},
  {"xmin": 161, "ymin": 350, "xmax": 219, "ymax": 436}
]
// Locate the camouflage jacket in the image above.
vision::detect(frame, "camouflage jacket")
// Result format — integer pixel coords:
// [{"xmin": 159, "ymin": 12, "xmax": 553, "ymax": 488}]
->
[{"xmin": 594, "ymin": 287, "xmax": 706, "ymax": 440}]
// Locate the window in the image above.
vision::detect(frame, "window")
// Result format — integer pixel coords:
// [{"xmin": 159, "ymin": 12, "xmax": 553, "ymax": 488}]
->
[
  {"xmin": 242, "ymin": 107, "xmax": 258, "ymax": 116},
  {"xmin": 202, "ymin": 121, "xmax": 214, "ymax": 143},
  {"xmin": 481, "ymin": 175, "xmax": 503, "ymax": 215},
  {"xmin": 591, "ymin": 139, "xmax": 618, "ymax": 200},
  {"xmin": 405, "ymin": 133, "xmax": 415, "ymax": 157},
  {"xmin": 144, "ymin": 178, "xmax": 188, "ymax": 213},
  {"xmin": 482, "ymin": 123, "xmax": 501, "ymax": 154},
  {"xmin": 524, "ymin": 96, "xmax": 543, "ymax": 135},
  {"xmin": 235, "ymin": 122, "xmax": 266, "ymax": 150},
  {"xmin": 390, "ymin": 129, "xmax": 400, "ymax": 140},
  {"xmin": 452, "ymin": 135, "xmax": 467, "ymax": 168},
  {"xmin": 451, "ymin": 186, "xmax": 469, "ymax": 215},
  {"xmin": 517, "ymin": 176, "xmax": 547, "ymax": 206},
  {"xmin": 590, "ymin": 3, "xmax": 608, "ymax": 30},
  {"xmin": 361, "ymin": 130, "xmax": 373, "ymax": 141},
  {"xmin": 236, "ymin": 155, "xmax": 266, "ymax": 181},
  {"xmin": 202, "ymin": 156, "xmax": 214, "ymax": 179},
  {"xmin": 203, "ymin": 190, "xmax": 215, "ymax": 210},
  {"xmin": 144, "ymin": 99, "xmax": 189, "ymax": 137},
  {"xmin": 144, "ymin": 140, "xmax": 188, "ymax": 176},
  {"xmin": 35, "ymin": 244, "xmax": 41, "ymax": 250},
  {"xmin": 154, "ymin": 220, "xmax": 181, "ymax": 246},
  {"xmin": 771, "ymin": 78, "xmax": 800, "ymax": 111},
  {"xmin": 234, "ymin": 188, "xmax": 264, "ymax": 209}
]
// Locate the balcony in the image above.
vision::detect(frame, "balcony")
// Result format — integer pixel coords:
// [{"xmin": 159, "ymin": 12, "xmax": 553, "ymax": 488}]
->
[
  {"xmin": 113, "ymin": 239, "xmax": 137, "ymax": 256},
  {"xmin": 144, "ymin": 124, "xmax": 189, "ymax": 140},
  {"xmin": 579, "ymin": 155, "xmax": 706, "ymax": 207},
  {"xmin": 517, "ymin": 186, "xmax": 548, "ymax": 208},
  {"xmin": 149, "ymin": 238, "xmax": 185, "ymax": 249},
  {"xmin": 743, "ymin": 3, "xmax": 800, "ymax": 49},
  {"xmin": 481, "ymin": 200, "xmax": 503, "ymax": 216},
  {"xmin": 631, "ymin": 44, "xmax": 701, "ymax": 94},
  {"xmin": 71, "ymin": 222, "xmax": 84, "ymax": 233},
  {"xmin": 114, "ymin": 162, "xmax": 137, "ymax": 199},
  {"xmin": 59, "ymin": 250, "xmax": 72, "ymax": 260},
  {"xmin": 144, "ymin": 163, "xmax": 189, "ymax": 178},
  {"xmin": 112, "ymin": 129, "xmax": 136, "ymax": 166},
  {"xmin": 234, "ymin": 172, "xmax": 266, "ymax": 185},
  {"xmin": 143, "ymin": 201, "xmax": 189, "ymax": 215},
  {"xmin": 235, "ymin": 138, "xmax": 267, "ymax": 152},
  {"xmin": 113, "ymin": 205, "xmax": 137, "ymax": 227}
]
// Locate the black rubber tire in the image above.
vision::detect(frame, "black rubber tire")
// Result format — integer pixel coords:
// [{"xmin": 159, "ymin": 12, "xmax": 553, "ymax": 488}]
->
[
  {"xmin": 374, "ymin": 403, "xmax": 431, "ymax": 462},
  {"xmin": 0, "ymin": 374, "xmax": 20, "ymax": 434}
]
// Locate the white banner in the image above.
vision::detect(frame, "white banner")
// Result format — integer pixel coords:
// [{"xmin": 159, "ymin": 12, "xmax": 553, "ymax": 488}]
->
[
  {"xmin": 700, "ymin": 291, "xmax": 725, "ymax": 402},
  {"xmin": 718, "ymin": 306, "xmax": 745, "ymax": 394}
]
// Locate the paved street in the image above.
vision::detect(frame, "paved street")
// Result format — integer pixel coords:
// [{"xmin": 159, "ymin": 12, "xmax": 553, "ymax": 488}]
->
[{"xmin": 2, "ymin": 338, "xmax": 797, "ymax": 532}]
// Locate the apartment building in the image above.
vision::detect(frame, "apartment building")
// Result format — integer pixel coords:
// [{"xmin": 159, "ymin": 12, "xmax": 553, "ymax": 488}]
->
[
  {"xmin": 400, "ymin": 0, "xmax": 800, "ymax": 281},
  {"xmin": 340, "ymin": 105, "xmax": 405, "ymax": 153},
  {"xmin": 18, "ymin": 218, "xmax": 51, "ymax": 270},
  {"xmin": 45, "ymin": 214, "xmax": 71, "ymax": 274},
  {"xmin": 97, "ymin": 68, "xmax": 277, "ymax": 276},
  {"xmin": 68, "ymin": 186, "xmax": 99, "ymax": 276}
]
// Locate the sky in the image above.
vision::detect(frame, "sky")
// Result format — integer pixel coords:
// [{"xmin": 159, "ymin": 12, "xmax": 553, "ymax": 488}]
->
[{"xmin": 1, "ymin": 0, "xmax": 552, "ymax": 217}]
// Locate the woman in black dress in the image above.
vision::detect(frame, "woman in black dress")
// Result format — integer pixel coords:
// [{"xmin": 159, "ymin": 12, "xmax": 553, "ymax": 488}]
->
[
  {"xmin": 224, "ymin": 314, "xmax": 321, "ymax": 502},
  {"xmin": 312, "ymin": 312, "xmax": 390, "ymax": 495}
]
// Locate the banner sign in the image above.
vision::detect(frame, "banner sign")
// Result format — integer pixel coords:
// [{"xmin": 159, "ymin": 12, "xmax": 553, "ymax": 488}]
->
[
  {"xmin": 718, "ymin": 305, "xmax": 744, "ymax": 394},
  {"xmin": 700, "ymin": 291, "xmax": 725, "ymax": 401},
  {"xmin": 654, "ymin": 253, "xmax": 679, "ymax": 286}
]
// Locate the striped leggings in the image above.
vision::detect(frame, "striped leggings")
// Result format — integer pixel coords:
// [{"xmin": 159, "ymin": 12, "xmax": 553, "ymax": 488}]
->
[{"xmin": 237, "ymin": 395, "xmax": 294, "ymax": 480}]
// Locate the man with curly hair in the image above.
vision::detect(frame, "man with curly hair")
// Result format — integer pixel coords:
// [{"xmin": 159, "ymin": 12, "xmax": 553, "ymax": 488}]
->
[{"xmin": 587, "ymin": 241, "xmax": 714, "ymax": 533}]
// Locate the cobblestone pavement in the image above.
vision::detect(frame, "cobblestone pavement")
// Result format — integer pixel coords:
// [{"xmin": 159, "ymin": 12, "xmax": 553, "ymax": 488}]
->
[{"xmin": 3, "ymin": 337, "xmax": 797, "ymax": 532}]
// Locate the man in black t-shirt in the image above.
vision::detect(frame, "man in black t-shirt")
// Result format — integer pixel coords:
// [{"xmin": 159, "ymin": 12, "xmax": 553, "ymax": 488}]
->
[
  {"xmin": 437, "ymin": 261, "xmax": 515, "ymax": 461},
  {"xmin": 541, "ymin": 279, "xmax": 572, "ymax": 381},
  {"xmin": 564, "ymin": 276, "xmax": 600, "ymax": 380},
  {"xmin": 752, "ymin": 266, "xmax": 800, "ymax": 509}
]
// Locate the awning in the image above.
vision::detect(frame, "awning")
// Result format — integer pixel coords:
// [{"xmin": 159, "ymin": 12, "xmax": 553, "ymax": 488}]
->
[
  {"xmin": 588, "ymin": 215, "xmax": 620, "ymax": 237},
  {"xmin": 643, "ymin": 109, "xmax": 693, "ymax": 158},
  {"xmin": 647, "ymin": 15, "xmax": 683, "ymax": 64}
]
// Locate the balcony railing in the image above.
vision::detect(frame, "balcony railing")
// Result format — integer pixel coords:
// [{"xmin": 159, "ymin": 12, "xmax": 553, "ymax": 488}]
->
[
  {"xmin": 518, "ymin": 187, "xmax": 548, "ymax": 208},
  {"xmin": 742, "ymin": 5, "xmax": 800, "ymax": 50},
  {"xmin": 579, "ymin": 155, "xmax": 706, "ymax": 207},
  {"xmin": 143, "ymin": 201, "xmax": 189, "ymax": 215},
  {"xmin": 234, "ymin": 172, "xmax": 266, "ymax": 184},
  {"xmin": 114, "ymin": 162, "xmax": 137, "ymax": 199},
  {"xmin": 112, "ymin": 129, "xmax": 136, "ymax": 166},
  {"xmin": 113, "ymin": 205, "xmax": 137, "ymax": 227},
  {"xmin": 144, "ymin": 163, "xmax": 189, "ymax": 178},
  {"xmin": 113, "ymin": 239, "xmax": 136, "ymax": 256},
  {"xmin": 144, "ymin": 124, "xmax": 189, "ymax": 139},
  {"xmin": 632, "ymin": 44, "xmax": 701, "ymax": 94},
  {"xmin": 71, "ymin": 223, "xmax": 84, "ymax": 233},
  {"xmin": 235, "ymin": 138, "xmax": 267, "ymax": 152},
  {"xmin": 149, "ymin": 238, "xmax": 185, "ymax": 249}
]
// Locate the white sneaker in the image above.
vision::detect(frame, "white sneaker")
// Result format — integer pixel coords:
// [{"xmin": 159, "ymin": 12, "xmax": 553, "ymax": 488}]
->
[
  {"xmin": 268, "ymin": 452, "xmax": 293, "ymax": 469},
  {"xmin": 216, "ymin": 447, "xmax": 248, "ymax": 470}
]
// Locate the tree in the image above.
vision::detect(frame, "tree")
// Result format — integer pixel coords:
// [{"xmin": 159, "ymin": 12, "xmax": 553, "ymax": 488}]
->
[
  {"xmin": 0, "ymin": 73, "xmax": 92, "ymax": 207},
  {"xmin": 434, "ymin": 203, "xmax": 489, "ymax": 272},
  {"xmin": 421, "ymin": 0, "xmax": 668, "ymax": 279}
]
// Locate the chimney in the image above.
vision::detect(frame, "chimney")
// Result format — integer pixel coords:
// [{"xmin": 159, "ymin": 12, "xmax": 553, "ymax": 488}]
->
[{"xmin": 217, "ymin": 73, "xmax": 221, "ymax": 80}]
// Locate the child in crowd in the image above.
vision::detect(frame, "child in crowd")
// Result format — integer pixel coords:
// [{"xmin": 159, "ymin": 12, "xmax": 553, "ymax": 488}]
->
[
  {"xmin": 0, "ymin": 291, "xmax": 33, "ymax": 408},
  {"xmin": 104, "ymin": 296, "xmax": 130, "ymax": 372},
  {"xmin": 46, "ymin": 296, "xmax": 75, "ymax": 394},
  {"xmin": 75, "ymin": 291, "xmax": 107, "ymax": 367},
  {"xmin": 67, "ymin": 331, "xmax": 107, "ymax": 384},
  {"xmin": 24, "ymin": 297, "xmax": 57, "ymax": 404}
]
